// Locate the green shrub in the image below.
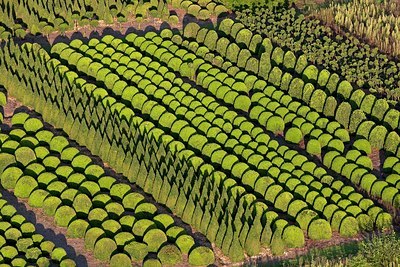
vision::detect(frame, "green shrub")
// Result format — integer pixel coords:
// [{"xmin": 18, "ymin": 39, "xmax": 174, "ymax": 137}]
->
[
  {"xmin": 285, "ymin": 127, "xmax": 303, "ymax": 144},
  {"xmin": 109, "ymin": 253, "xmax": 131, "ymax": 267},
  {"xmin": 28, "ymin": 189, "xmax": 49, "ymax": 208},
  {"xmin": 25, "ymin": 247, "xmax": 41, "ymax": 261},
  {"xmin": 84, "ymin": 165, "xmax": 105, "ymax": 181},
  {"xmin": 60, "ymin": 259, "xmax": 76, "ymax": 267},
  {"xmin": 188, "ymin": 246, "xmax": 215, "ymax": 266},
  {"xmin": 54, "ymin": 206, "xmax": 76, "ymax": 227},
  {"xmin": 282, "ymin": 225, "xmax": 304, "ymax": 248},
  {"xmin": 339, "ymin": 216, "xmax": 359, "ymax": 237},
  {"xmin": 143, "ymin": 229, "xmax": 167, "ymax": 253},
  {"xmin": 72, "ymin": 194, "xmax": 92, "ymax": 216},
  {"xmin": 51, "ymin": 247, "xmax": 67, "ymax": 262},
  {"xmin": 283, "ymin": 51, "xmax": 296, "ymax": 71},
  {"xmin": 123, "ymin": 192, "xmax": 145, "ymax": 211},
  {"xmin": 385, "ymin": 132, "xmax": 400, "ymax": 155},
  {"xmin": 369, "ymin": 125, "xmax": 387, "ymax": 150},
  {"xmin": 94, "ymin": 238, "xmax": 117, "ymax": 261},
  {"xmin": 1, "ymin": 246, "xmax": 18, "ymax": 261},
  {"xmin": 132, "ymin": 219, "xmax": 156, "ymax": 238},
  {"xmin": 176, "ymin": 234, "xmax": 195, "ymax": 254},
  {"xmin": 326, "ymin": 73, "xmax": 340, "ymax": 94},
  {"xmin": 335, "ymin": 102, "xmax": 352, "ymax": 129},
  {"xmin": 11, "ymin": 112, "xmax": 29, "ymax": 126},
  {"xmin": 124, "ymin": 241, "xmax": 148, "ymax": 261},
  {"xmin": 71, "ymin": 155, "xmax": 92, "ymax": 172},
  {"xmin": 337, "ymin": 81, "xmax": 353, "ymax": 99},
  {"xmin": 158, "ymin": 244, "xmax": 182, "ymax": 265},
  {"xmin": 309, "ymin": 89, "xmax": 326, "ymax": 113},
  {"xmin": 306, "ymin": 139, "xmax": 321, "ymax": 155},
  {"xmin": 102, "ymin": 219, "xmax": 122, "ymax": 236},
  {"xmin": 302, "ymin": 65, "xmax": 318, "ymax": 83},
  {"xmin": 67, "ymin": 219, "xmax": 89, "ymax": 238},
  {"xmin": 308, "ymin": 219, "xmax": 332, "ymax": 240},
  {"xmin": 15, "ymin": 147, "xmax": 36, "ymax": 167},
  {"xmin": 84, "ymin": 227, "xmax": 105, "ymax": 251},
  {"xmin": 50, "ymin": 136, "xmax": 69, "ymax": 153},
  {"xmin": 14, "ymin": 176, "xmax": 38, "ymax": 198},
  {"xmin": 266, "ymin": 116, "xmax": 285, "ymax": 134},
  {"xmin": 143, "ymin": 259, "xmax": 162, "ymax": 267},
  {"xmin": 43, "ymin": 196, "xmax": 62, "ymax": 216},
  {"xmin": 1, "ymin": 167, "xmax": 23, "ymax": 189},
  {"xmin": 153, "ymin": 214, "xmax": 174, "ymax": 231},
  {"xmin": 296, "ymin": 209, "xmax": 318, "ymax": 230},
  {"xmin": 23, "ymin": 118, "xmax": 44, "ymax": 134},
  {"xmin": 349, "ymin": 109, "xmax": 367, "ymax": 133}
]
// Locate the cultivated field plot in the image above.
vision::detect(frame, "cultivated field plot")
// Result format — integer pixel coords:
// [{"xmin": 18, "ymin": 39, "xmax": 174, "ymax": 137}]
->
[{"xmin": 0, "ymin": 0, "xmax": 399, "ymax": 266}]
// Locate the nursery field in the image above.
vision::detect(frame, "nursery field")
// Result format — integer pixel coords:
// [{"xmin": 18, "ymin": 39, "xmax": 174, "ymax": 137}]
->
[{"xmin": 0, "ymin": 0, "xmax": 399, "ymax": 266}]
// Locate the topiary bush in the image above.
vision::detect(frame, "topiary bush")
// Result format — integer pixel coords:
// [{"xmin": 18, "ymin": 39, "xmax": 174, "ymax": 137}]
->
[
  {"xmin": 282, "ymin": 225, "xmax": 305, "ymax": 248},
  {"xmin": 308, "ymin": 219, "xmax": 332, "ymax": 240},
  {"xmin": 285, "ymin": 127, "xmax": 303, "ymax": 144},
  {"xmin": 143, "ymin": 229, "xmax": 167, "ymax": 253},
  {"xmin": 188, "ymin": 246, "xmax": 215, "ymax": 266},
  {"xmin": 158, "ymin": 244, "xmax": 183, "ymax": 265},
  {"xmin": 54, "ymin": 206, "xmax": 76, "ymax": 227},
  {"xmin": 266, "ymin": 116, "xmax": 285, "ymax": 134},
  {"xmin": 109, "ymin": 253, "xmax": 131, "ymax": 267},
  {"xmin": 0, "ymin": 167, "xmax": 23, "ymax": 189},
  {"xmin": 15, "ymin": 147, "xmax": 36, "ymax": 167},
  {"xmin": 14, "ymin": 176, "xmax": 38, "ymax": 198},
  {"xmin": 94, "ymin": 238, "xmax": 117, "ymax": 261}
]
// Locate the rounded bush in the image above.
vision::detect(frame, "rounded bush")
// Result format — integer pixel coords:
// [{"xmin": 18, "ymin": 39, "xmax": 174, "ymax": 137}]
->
[
  {"xmin": 123, "ymin": 193, "xmax": 145, "ymax": 211},
  {"xmin": 15, "ymin": 147, "xmax": 36, "ymax": 166},
  {"xmin": 1, "ymin": 167, "xmax": 23, "ymax": 189},
  {"xmin": 339, "ymin": 216, "xmax": 359, "ymax": 237},
  {"xmin": 266, "ymin": 116, "xmax": 285, "ymax": 134},
  {"xmin": 176, "ymin": 234, "xmax": 195, "ymax": 254},
  {"xmin": 60, "ymin": 259, "xmax": 76, "ymax": 267},
  {"xmin": 72, "ymin": 194, "xmax": 92, "ymax": 216},
  {"xmin": 110, "ymin": 253, "xmax": 131, "ymax": 267},
  {"xmin": 14, "ymin": 176, "xmax": 38, "ymax": 198},
  {"xmin": 1, "ymin": 246, "xmax": 18, "ymax": 261},
  {"xmin": 67, "ymin": 219, "xmax": 89, "ymax": 238},
  {"xmin": 306, "ymin": 139, "xmax": 321, "ymax": 155},
  {"xmin": 285, "ymin": 127, "xmax": 303, "ymax": 144},
  {"xmin": 54, "ymin": 206, "xmax": 76, "ymax": 227},
  {"xmin": 110, "ymin": 184, "xmax": 131, "ymax": 201},
  {"xmin": 282, "ymin": 225, "xmax": 305, "ymax": 248},
  {"xmin": 124, "ymin": 241, "xmax": 148, "ymax": 261},
  {"xmin": 43, "ymin": 196, "xmax": 62, "ymax": 216},
  {"xmin": 94, "ymin": 238, "xmax": 117, "ymax": 261},
  {"xmin": 28, "ymin": 189, "xmax": 49, "ymax": 208},
  {"xmin": 71, "ymin": 155, "xmax": 92, "ymax": 172},
  {"xmin": 188, "ymin": 246, "xmax": 215, "ymax": 266},
  {"xmin": 143, "ymin": 259, "xmax": 162, "ymax": 267},
  {"xmin": 308, "ymin": 219, "xmax": 332, "ymax": 240},
  {"xmin": 143, "ymin": 228, "xmax": 167, "ymax": 253},
  {"xmin": 50, "ymin": 136, "xmax": 69, "ymax": 153},
  {"xmin": 158, "ymin": 244, "xmax": 183, "ymax": 265},
  {"xmin": 51, "ymin": 247, "xmax": 67, "ymax": 262},
  {"xmin": 23, "ymin": 118, "xmax": 44, "ymax": 134},
  {"xmin": 84, "ymin": 227, "xmax": 105, "ymax": 251}
]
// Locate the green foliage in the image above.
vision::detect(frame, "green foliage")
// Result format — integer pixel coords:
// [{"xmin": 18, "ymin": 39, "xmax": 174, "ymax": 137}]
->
[
  {"xmin": 306, "ymin": 139, "xmax": 321, "ymax": 155},
  {"xmin": 158, "ymin": 244, "xmax": 182, "ymax": 265},
  {"xmin": 282, "ymin": 225, "xmax": 305, "ymax": 248},
  {"xmin": 54, "ymin": 206, "xmax": 76, "ymax": 227},
  {"xmin": 94, "ymin": 238, "xmax": 117, "ymax": 261},
  {"xmin": 188, "ymin": 246, "xmax": 215, "ymax": 266},
  {"xmin": 285, "ymin": 127, "xmax": 303, "ymax": 144},
  {"xmin": 110, "ymin": 253, "xmax": 131, "ymax": 267},
  {"xmin": 266, "ymin": 116, "xmax": 285, "ymax": 134},
  {"xmin": 308, "ymin": 219, "xmax": 332, "ymax": 240}
]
